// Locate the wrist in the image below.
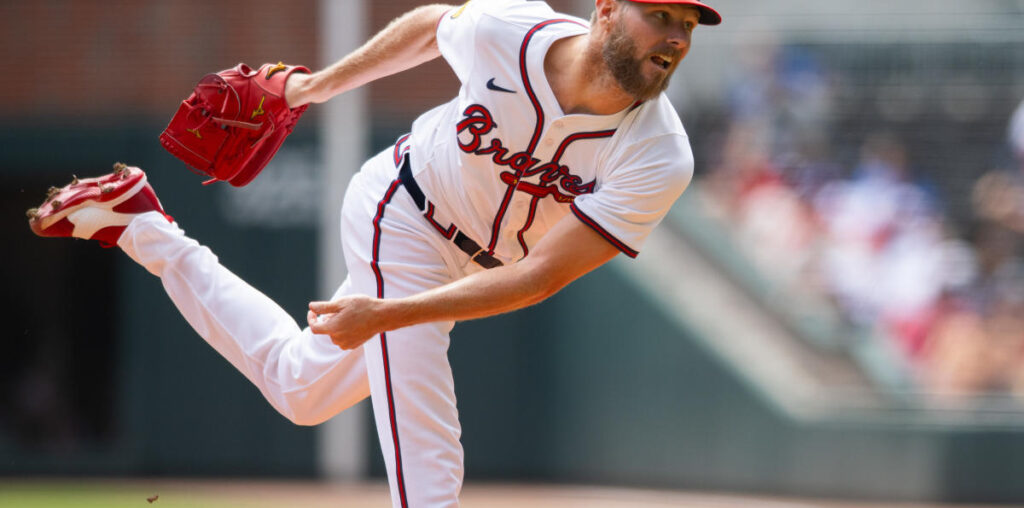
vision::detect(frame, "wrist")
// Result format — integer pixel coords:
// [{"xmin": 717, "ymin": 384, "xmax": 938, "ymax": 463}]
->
[
  {"xmin": 377, "ymin": 297, "xmax": 414, "ymax": 332},
  {"xmin": 284, "ymin": 72, "xmax": 315, "ymax": 108}
]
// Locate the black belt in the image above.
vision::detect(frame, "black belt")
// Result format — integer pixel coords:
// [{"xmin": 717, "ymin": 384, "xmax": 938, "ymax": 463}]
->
[{"xmin": 398, "ymin": 155, "xmax": 504, "ymax": 269}]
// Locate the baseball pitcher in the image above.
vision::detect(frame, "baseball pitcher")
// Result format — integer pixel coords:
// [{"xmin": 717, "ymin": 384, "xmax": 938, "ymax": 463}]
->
[{"xmin": 27, "ymin": 0, "xmax": 721, "ymax": 506}]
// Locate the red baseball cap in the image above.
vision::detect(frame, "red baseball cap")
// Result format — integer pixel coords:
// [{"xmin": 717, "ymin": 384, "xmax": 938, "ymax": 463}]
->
[{"xmin": 628, "ymin": 0, "xmax": 722, "ymax": 26}]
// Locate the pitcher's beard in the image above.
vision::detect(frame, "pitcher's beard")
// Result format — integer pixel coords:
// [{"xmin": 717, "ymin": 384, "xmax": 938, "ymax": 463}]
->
[{"xmin": 601, "ymin": 22, "xmax": 673, "ymax": 101}]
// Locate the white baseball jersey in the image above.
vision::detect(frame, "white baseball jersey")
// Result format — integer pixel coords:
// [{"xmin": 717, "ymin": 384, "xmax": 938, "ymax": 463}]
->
[{"xmin": 408, "ymin": 0, "xmax": 695, "ymax": 264}]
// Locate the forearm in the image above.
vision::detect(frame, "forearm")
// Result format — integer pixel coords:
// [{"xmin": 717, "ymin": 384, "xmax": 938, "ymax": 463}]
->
[
  {"xmin": 286, "ymin": 4, "xmax": 451, "ymax": 107},
  {"xmin": 308, "ymin": 214, "xmax": 620, "ymax": 350},
  {"xmin": 381, "ymin": 260, "xmax": 566, "ymax": 330},
  {"xmin": 376, "ymin": 215, "xmax": 622, "ymax": 332}
]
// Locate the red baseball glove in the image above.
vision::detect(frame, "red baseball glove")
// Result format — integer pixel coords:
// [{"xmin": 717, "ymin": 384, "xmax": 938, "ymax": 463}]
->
[{"xmin": 159, "ymin": 62, "xmax": 310, "ymax": 187}]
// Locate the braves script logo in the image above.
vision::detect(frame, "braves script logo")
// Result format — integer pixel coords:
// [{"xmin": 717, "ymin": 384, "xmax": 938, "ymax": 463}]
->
[{"xmin": 456, "ymin": 104, "xmax": 594, "ymax": 203}]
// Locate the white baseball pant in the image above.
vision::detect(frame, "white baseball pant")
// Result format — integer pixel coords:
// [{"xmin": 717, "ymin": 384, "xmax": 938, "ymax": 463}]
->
[{"xmin": 118, "ymin": 147, "xmax": 472, "ymax": 507}]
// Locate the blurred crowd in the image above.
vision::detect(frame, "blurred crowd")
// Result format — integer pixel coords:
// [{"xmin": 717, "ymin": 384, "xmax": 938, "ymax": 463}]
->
[{"xmin": 695, "ymin": 42, "xmax": 1024, "ymax": 402}]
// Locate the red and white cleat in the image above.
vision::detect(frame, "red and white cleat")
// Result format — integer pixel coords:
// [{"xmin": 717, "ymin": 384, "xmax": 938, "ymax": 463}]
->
[{"xmin": 27, "ymin": 163, "xmax": 173, "ymax": 247}]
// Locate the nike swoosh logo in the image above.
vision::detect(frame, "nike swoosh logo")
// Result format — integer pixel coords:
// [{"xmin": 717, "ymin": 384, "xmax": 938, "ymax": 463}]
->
[{"xmin": 486, "ymin": 78, "xmax": 516, "ymax": 94}]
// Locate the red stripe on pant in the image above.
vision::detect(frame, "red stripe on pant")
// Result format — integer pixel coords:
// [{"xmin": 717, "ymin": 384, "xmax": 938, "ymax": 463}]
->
[{"xmin": 370, "ymin": 178, "xmax": 409, "ymax": 508}]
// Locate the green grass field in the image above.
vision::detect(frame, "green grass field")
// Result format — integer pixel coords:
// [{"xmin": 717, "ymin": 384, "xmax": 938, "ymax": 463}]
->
[
  {"xmin": 0, "ymin": 479, "xmax": 1009, "ymax": 508},
  {"xmin": 1, "ymin": 485, "xmax": 216, "ymax": 508},
  {"xmin": 3, "ymin": 486, "xmax": 220, "ymax": 508},
  {"xmin": 0, "ymin": 480, "xmax": 354, "ymax": 508}
]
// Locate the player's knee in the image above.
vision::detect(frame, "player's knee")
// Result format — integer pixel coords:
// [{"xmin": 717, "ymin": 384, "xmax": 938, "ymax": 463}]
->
[
  {"xmin": 266, "ymin": 396, "xmax": 330, "ymax": 426},
  {"xmin": 280, "ymin": 405, "xmax": 331, "ymax": 426},
  {"xmin": 287, "ymin": 413, "xmax": 329, "ymax": 426}
]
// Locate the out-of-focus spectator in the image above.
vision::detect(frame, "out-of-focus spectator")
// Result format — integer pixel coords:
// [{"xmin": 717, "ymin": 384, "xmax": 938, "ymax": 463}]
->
[
  {"xmin": 813, "ymin": 136, "xmax": 953, "ymax": 336},
  {"xmin": 922, "ymin": 291, "xmax": 1024, "ymax": 401},
  {"xmin": 696, "ymin": 45, "xmax": 1024, "ymax": 402},
  {"xmin": 702, "ymin": 38, "xmax": 838, "ymax": 289},
  {"xmin": 921, "ymin": 304, "xmax": 994, "ymax": 396},
  {"xmin": 973, "ymin": 171, "xmax": 1024, "ymax": 234},
  {"xmin": 1010, "ymin": 98, "xmax": 1024, "ymax": 165},
  {"xmin": 973, "ymin": 98, "xmax": 1024, "ymax": 233}
]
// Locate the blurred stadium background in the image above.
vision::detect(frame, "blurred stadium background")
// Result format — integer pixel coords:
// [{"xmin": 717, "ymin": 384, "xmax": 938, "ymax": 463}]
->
[{"xmin": 2, "ymin": 0, "xmax": 1024, "ymax": 506}]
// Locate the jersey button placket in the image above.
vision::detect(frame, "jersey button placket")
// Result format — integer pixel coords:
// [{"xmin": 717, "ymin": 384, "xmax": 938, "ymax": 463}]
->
[{"xmin": 540, "ymin": 122, "xmax": 560, "ymax": 153}]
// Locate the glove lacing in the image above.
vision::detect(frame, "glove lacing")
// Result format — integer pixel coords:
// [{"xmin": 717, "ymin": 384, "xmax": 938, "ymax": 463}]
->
[{"xmin": 188, "ymin": 82, "xmax": 264, "ymax": 135}]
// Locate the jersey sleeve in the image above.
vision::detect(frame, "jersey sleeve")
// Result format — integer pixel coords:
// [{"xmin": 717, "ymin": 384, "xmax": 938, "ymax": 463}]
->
[
  {"xmin": 570, "ymin": 134, "xmax": 694, "ymax": 258},
  {"xmin": 435, "ymin": 0, "xmax": 497, "ymax": 83}
]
